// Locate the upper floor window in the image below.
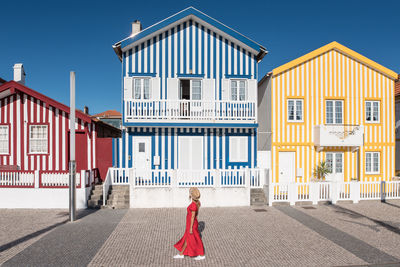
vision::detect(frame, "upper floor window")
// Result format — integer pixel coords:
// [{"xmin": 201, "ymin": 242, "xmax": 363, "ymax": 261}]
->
[
  {"xmin": 287, "ymin": 99, "xmax": 303, "ymax": 122},
  {"xmin": 365, "ymin": 101, "xmax": 380, "ymax": 123},
  {"xmin": 365, "ymin": 152, "xmax": 380, "ymax": 174},
  {"xmin": 180, "ymin": 79, "xmax": 202, "ymax": 100},
  {"xmin": 326, "ymin": 100, "xmax": 343, "ymax": 124},
  {"xmin": 231, "ymin": 80, "xmax": 246, "ymax": 101},
  {"xmin": 29, "ymin": 125, "xmax": 48, "ymax": 154},
  {"xmin": 0, "ymin": 125, "xmax": 9, "ymax": 154},
  {"xmin": 133, "ymin": 78, "xmax": 151, "ymax": 100}
]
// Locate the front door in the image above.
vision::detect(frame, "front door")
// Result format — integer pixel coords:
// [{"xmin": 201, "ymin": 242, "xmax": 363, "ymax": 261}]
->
[
  {"xmin": 325, "ymin": 152, "xmax": 344, "ymax": 182},
  {"xmin": 134, "ymin": 137, "xmax": 151, "ymax": 170},
  {"xmin": 278, "ymin": 152, "xmax": 295, "ymax": 184}
]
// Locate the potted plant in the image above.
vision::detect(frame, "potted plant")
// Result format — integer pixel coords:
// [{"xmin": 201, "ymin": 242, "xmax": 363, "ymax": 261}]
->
[{"xmin": 313, "ymin": 161, "xmax": 331, "ymax": 182}]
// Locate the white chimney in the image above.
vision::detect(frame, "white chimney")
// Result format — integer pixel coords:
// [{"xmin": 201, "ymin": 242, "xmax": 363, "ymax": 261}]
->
[
  {"xmin": 131, "ymin": 20, "xmax": 142, "ymax": 36},
  {"xmin": 13, "ymin": 63, "xmax": 26, "ymax": 85}
]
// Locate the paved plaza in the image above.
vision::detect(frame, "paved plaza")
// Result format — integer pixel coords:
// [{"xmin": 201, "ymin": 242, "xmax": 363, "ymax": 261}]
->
[{"xmin": 1, "ymin": 201, "xmax": 400, "ymax": 266}]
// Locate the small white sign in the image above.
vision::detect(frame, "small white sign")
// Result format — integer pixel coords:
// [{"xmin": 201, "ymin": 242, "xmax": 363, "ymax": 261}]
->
[{"xmin": 153, "ymin": 156, "xmax": 160, "ymax": 166}]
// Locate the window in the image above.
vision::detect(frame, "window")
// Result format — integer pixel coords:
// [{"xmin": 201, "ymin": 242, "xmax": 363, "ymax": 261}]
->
[
  {"xmin": 29, "ymin": 125, "xmax": 48, "ymax": 154},
  {"xmin": 365, "ymin": 101, "xmax": 380, "ymax": 123},
  {"xmin": 229, "ymin": 136, "xmax": 248, "ymax": 162},
  {"xmin": 230, "ymin": 80, "xmax": 246, "ymax": 101},
  {"xmin": 0, "ymin": 125, "xmax": 9, "ymax": 154},
  {"xmin": 326, "ymin": 100, "xmax": 343, "ymax": 124},
  {"xmin": 287, "ymin": 99, "xmax": 303, "ymax": 122},
  {"xmin": 325, "ymin": 152, "xmax": 343, "ymax": 173},
  {"xmin": 365, "ymin": 152, "xmax": 380, "ymax": 174},
  {"xmin": 180, "ymin": 79, "xmax": 202, "ymax": 100},
  {"xmin": 133, "ymin": 78, "xmax": 150, "ymax": 99}
]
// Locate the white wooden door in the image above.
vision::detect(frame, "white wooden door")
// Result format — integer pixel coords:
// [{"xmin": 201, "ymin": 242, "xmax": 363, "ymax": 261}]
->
[
  {"xmin": 134, "ymin": 137, "xmax": 151, "ymax": 170},
  {"xmin": 325, "ymin": 152, "xmax": 344, "ymax": 182},
  {"xmin": 178, "ymin": 136, "xmax": 203, "ymax": 170},
  {"xmin": 278, "ymin": 152, "xmax": 295, "ymax": 184}
]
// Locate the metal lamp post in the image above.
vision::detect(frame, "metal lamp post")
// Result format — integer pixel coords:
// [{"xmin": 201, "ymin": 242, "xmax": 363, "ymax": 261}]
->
[{"xmin": 69, "ymin": 71, "xmax": 76, "ymax": 222}]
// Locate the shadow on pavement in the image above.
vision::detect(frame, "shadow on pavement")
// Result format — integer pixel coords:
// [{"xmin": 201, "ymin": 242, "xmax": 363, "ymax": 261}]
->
[
  {"xmin": 0, "ymin": 208, "xmax": 99, "ymax": 253},
  {"xmin": 383, "ymin": 201, "xmax": 400, "ymax": 210},
  {"xmin": 330, "ymin": 204, "xmax": 400, "ymax": 236}
]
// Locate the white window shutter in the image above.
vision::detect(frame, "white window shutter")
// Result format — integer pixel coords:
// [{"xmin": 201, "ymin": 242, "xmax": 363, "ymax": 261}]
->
[
  {"xmin": 124, "ymin": 77, "xmax": 133, "ymax": 100},
  {"xmin": 152, "ymin": 77, "xmax": 160, "ymax": 100},
  {"xmin": 247, "ymin": 79, "xmax": 257, "ymax": 102},
  {"xmin": 203, "ymin": 78, "xmax": 215, "ymax": 101},
  {"xmin": 167, "ymin": 78, "xmax": 179, "ymax": 100},
  {"xmin": 221, "ymin": 79, "xmax": 230, "ymax": 101}
]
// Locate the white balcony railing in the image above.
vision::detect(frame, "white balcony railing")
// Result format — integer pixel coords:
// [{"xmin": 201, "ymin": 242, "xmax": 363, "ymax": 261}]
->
[
  {"xmin": 314, "ymin": 124, "xmax": 364, "ymax": 148},
  {"xmin": 124, "ymin": 99, "xmax": 256, "ymax": 122}
]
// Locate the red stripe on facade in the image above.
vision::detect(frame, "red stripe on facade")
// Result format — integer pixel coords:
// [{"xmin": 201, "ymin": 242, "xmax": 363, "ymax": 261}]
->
[
  {"xmin": 58, "ymin": 110, "xmax": 62, "ymax": 171},
  {"xmin": 52, "ymin": 107, "xmax": 56, "ymax": 171},
  {"xmin": 20, "ymin": 93, "xmax": 24, "ymax": 170}
]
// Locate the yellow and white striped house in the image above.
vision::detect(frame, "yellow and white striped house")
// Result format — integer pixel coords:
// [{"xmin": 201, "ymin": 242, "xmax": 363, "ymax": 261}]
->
[{"xmin": 258, "ymin": 42, "xmax": 398, "ymax": 184}]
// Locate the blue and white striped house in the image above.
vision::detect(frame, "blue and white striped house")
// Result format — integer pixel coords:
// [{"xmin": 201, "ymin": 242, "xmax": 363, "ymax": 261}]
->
[{"xmin": 110, "ymin": 7, "xmax": 267, "ymax": 207}]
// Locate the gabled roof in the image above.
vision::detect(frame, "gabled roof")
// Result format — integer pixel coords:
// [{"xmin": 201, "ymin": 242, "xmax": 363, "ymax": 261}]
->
[
  {"xmin": 92, "ymin": 110, "xmax": 122, "ymax": 118},
  {"xmin": 113, "ymin": 7, "xmax": 267, "ymax": 62},
  {"xmin": 0, "ymin": 81, "xmax": 92, "ymax": 123},
  {"xmin": 273, "ymin": 41, "xmax": 398, "ymax": 80}
]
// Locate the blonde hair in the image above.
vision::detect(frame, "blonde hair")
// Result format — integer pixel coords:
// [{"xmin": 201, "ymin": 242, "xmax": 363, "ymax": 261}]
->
[{"xmin": 189, "ymin": 187, "xmax": 201, "ymax": 207}]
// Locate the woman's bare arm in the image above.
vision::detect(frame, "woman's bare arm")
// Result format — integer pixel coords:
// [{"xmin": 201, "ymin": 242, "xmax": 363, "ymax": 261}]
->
[{"xmin": 189, "ymin": 211, "xmax": 195, "ymax": 234}]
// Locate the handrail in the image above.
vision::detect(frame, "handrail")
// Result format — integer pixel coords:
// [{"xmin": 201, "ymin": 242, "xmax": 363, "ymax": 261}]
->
[{"xmin": 102, "ymin": 168, "xmax": 112, "ymax": 206}]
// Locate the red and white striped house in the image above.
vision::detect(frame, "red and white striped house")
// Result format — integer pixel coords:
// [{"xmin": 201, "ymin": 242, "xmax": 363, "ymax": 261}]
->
[{"xmin": 0, "ymin": 65, "xmax": 120, "ymax": 180}]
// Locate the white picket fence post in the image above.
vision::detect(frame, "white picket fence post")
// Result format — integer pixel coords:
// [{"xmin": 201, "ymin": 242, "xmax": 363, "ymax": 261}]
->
[
  {"xmin": 34, "ymin": 170, "xmax": 40, "ymax": 188},
  {"xmin": 310, "ymin": 182, "xmax": 318, "ymax": 205},
  {"xmin": 288, "ymin": 183, "xmax": 296, "ymax": 205},
  {"xmin": 350, "ymin": 181, "xmax": 360, "ymax": 203}
]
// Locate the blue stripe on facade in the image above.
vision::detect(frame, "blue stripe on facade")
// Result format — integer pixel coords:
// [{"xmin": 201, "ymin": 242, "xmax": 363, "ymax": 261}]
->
[
  {"xmin": 195, "ymin": 23, "xmax": 199, "ymax": 74},
  {"xmin": 122, "ymin": 130, "xmax": 126, "ymax": 168},
  {"xmin": 219, "ymin": 36, "xmax": 222, "ymax": 100},
  {"xmin": 128, "ymin": 50, "xmax": 132, "ymax": 74},
  {"xmin": 151, "ymin": 132, "xmax": 155, "ymax": 169},
  {"xmin": 207, "ymin": 29, "xmax": 210, "ymax": 79},
  {"xmin": 213, "ymin": 32, "xmax": 216, "ymax": 98},
  {"xmin": 189, "ymin": 20, "xmax": 192, "ymax": 72},
  {"xmin": 254, "ymin": 129, "xmax": 257, "ymax": 167},
  {"xmin": 112, "ymin": 138, "xmax": 115, "ymax": 166},
  {"xmin": 242, "ymin": 48, "xmax": 246, "ymax": 76},
  {"xmin": 135, "ymin": 46, "xmax": 138, "ymax": 72},
  {"xmin": 177, "ymin": 25, "xmax": 180, "ymax": 75},
  {"xmin": 159, "ymin": 33, "xmax": 163, "ymax": 99},
  {"xmin": 171, "ymin": 128, "xmax": 174, "ymax": 168},
  {"xmin": 207, "ymin": 129, "xmax": 210, "ymax": 169},
  {"xmin": 158, "ymin": 128, "xmax": 162, "ymax": 169},
  {"xmin": 153, "ymin": 37, "xmax": 157, "ymax": 74},
  {"xmin": 171, "ymin": 28, "xmax": 175, "ymax": 77},
  {"xmin": 165, "ymin": 130, "xmax": 168, "ymax": 169},
  {"xmin": 225, "ymin": 39, "xmax": 228, "ymax": 78},
  {"xmin": 231, "ymin": 42, "xmax": 234, "ymax": 75},
  {"xmin": 147, "ymin": 40, "xmax": 151, "ymax": 73},
  {"xmin": 183, "ymin": 22, "xmax": 187, "ymax": 74},
  {"xmin": 165, "ymin": 30, "xmax": 168, "ymax": 99},
  {"xmin": 141, "ymin": 43, "xmax": 145, "ymax": 73},
  {"xmin": 201, "ymin": 26, "xmax": 205, "ymax": 75}
]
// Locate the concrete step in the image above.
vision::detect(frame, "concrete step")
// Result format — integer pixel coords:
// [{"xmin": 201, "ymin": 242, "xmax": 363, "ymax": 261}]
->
[
  {"xmin": 108, "ymin": 195, "xmax": 129, "ymax": 201},
  {"xmin": 89, "ymin": 195, "xmax": 103, "ymax": 201},
  {"xmin": 88, "ymin": 199, "xmax": 102, "ymax": 208},
  {"xmin": 108, "ymin": 199, "xmax": 129, "ymax": 205}
]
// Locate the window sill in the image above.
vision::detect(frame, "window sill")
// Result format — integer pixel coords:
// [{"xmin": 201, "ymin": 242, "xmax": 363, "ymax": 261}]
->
[{"xmin": 28, "ymin": 153, "xmax": 50, "ymax": 156}]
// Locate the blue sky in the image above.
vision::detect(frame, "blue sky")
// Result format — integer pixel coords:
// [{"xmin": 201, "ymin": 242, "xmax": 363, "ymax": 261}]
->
[{"xmin": 1, "ymin": 0, "xmax": 399, "ymax": 114}]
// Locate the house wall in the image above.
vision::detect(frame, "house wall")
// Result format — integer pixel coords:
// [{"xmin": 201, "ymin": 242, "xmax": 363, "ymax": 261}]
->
[
  {"xmin": 122, "ymin": 18, "xmax": 258, "ymax": 102},
  {"xmin": 257, "ymin": 76, "xmax": 272, "ymax": 151},
  {"xmin": 0, "ymin": 92, "xmax": 96, "ymax": 171},
  {"xmin": 96, "ymin": 137, "xmax": 113, "ymax": 180},
  {"xmin": 271, "ymin": 49, "xmax": 395, "ymax": 183},
  {"xmin": 113, "ymin": 127, "xmax": 257, "ymax": 170}
]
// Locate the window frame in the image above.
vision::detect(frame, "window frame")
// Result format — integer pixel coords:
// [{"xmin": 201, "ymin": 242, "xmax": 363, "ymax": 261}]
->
[
  {"xmin": 179, "ymin": 78, "xmax": 203, "ymax": 100},
  {"xmin": 28, "ymin": 123, "xmax": 49, "ymax": 155},
  {"xmin": 0, "ymin": 124, "xmax": 10, "ymax": 155},
  {"xmin": 228, "ymin": 136, "xmax": 248, "ymax": 162},
  {"xmin": 365, "ymin": 100, "xmax": 380, "ymax": 123},
  {"xmin": 287, "ymin": 99, "xmax": 304, "ymax": 122},
  {"xmin": 365, "ymin": 151, "xmax": 380, "ymax": 175},
  {"xmin": 132, "ymin": 77, "xmax": 151, "ymax": 100},
  {"xmin": 325, "ymin": 100, "xmax": 344, "ymax": 124},
  {"xmin": 230, "ymin": 79, "xmax": 247, "ymax": 101}
]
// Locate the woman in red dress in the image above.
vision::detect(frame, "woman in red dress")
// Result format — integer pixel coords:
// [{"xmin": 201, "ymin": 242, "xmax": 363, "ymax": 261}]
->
[{"xmin": 173, "ymin": 187, "xmax": 205, "ymax": 260}]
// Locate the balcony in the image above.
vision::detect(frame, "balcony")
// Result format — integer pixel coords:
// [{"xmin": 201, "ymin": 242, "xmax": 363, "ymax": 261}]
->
[
  {"xmin": 124, "ymin": 99, "xmax": 257, "ymax": 124},
  {"xmin": 314, "ymin": 124, "xmax": 364, "ymax": 149}
]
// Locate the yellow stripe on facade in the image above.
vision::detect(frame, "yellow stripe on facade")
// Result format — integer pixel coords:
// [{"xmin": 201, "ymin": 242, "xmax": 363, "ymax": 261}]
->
[{"xmin": 273, "ymin": 41, "xmax": 398, "ymax": 80}]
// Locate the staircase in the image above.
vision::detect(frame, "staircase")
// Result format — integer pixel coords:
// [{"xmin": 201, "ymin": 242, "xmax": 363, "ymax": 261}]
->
[
  {"xmin": 87, "ymin": 184, "xmax": 103, "ymax": 209},
  {"xmin": 105, "ymin": 185, "xmax": 130, "ymax": 209},
  {"xmin": 251, "ymin": 188, "xmax": 267, "ymax": 206}
]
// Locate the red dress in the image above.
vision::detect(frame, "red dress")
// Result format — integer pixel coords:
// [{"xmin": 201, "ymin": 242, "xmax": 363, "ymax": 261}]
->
[{"xmin": 174, "ymin": 201, "xmax": 205, "ymax": 256}]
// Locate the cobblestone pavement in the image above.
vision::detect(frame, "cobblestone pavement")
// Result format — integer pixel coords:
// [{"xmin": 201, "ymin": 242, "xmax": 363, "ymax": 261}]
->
[
  {"xmin": 0, "ymin": 209, "xmax": 69, "ymax": 265},
  {"xmin": 2, "ymin": 201, "xmax": 400, "ymax": 267}
]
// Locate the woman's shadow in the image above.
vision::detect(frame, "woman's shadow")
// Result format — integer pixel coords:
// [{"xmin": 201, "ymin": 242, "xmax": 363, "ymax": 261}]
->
[{"xmin": 198, "ymin": 221, "xmax": 205, "ymax": 238}]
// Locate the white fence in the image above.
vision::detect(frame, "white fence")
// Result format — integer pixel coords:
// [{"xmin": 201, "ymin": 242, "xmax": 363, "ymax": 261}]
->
[
  {"xmin": 40, "ymin": 171, "xmax": 81, "ymax": 187},
  {"xmin": 0, "ymin": 171, "xmax": 35, "ymax": 187},
  {"xmin": 103, "ymin": 168, "xmax": 268, "ymax": 188},
  {"xmin": 268, "ymin": 180, "xmax": 400, "ymax": 205},
  {"xmin": 124, "ymin": 99, "xmax": 257, "ymax": 122}
]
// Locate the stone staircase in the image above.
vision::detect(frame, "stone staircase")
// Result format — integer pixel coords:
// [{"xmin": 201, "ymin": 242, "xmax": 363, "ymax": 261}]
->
[
  {"xmin": 105, "ymin": 185, "xmax": 130, "ymax": 209},
  {"xmin": 251, "ymin": 188, "xmax": 267, "ymax": 206},
  {"xmin": 87, "ymin": 184, "xmax": 103, "ymax": 209}
]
